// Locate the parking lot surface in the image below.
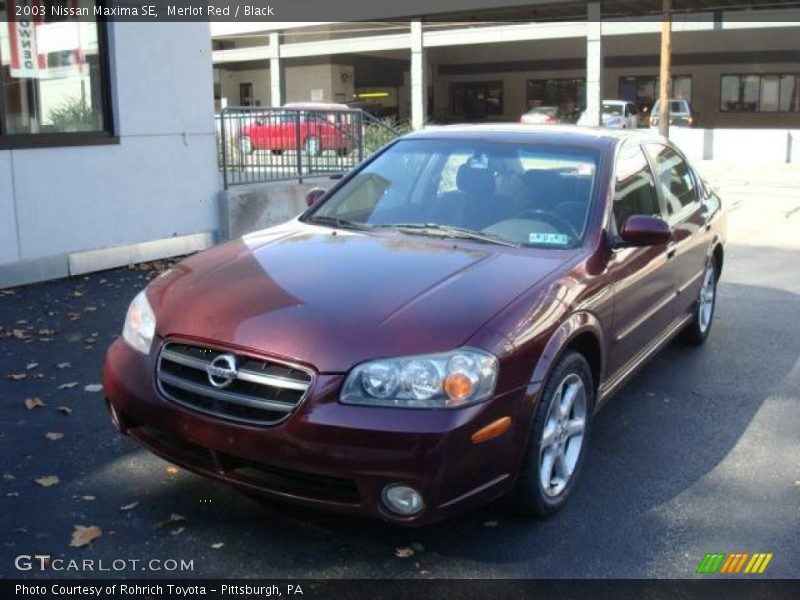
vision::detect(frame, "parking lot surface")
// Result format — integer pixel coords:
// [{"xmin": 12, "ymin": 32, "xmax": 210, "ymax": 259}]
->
[{"xmin": 1, "ymin": 162, "xmax": 798, "ymax": 579}]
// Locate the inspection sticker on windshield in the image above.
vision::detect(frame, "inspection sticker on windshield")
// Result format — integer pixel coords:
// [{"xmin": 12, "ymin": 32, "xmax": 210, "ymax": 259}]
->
[{"xmin": 529, "ymin": 232, "xmax": 570, "ymax": 246}]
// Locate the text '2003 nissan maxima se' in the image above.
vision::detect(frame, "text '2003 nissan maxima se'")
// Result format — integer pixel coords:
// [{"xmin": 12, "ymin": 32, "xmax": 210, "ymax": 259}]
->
[{"xmin": 103, "ymin": 125, "xmax": 725, "ymax": 525}]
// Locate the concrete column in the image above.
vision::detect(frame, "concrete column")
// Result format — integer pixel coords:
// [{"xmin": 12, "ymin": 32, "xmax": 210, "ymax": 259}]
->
[
  {"xmin": 269, "ymin": 31, "xmax": 283, "ymax": 107},
  {"xmin": 410, "ymin": 20, "xmax": 427, "ymax": 130},
  {"xmin": 585, "ymin": 3, "xmax": 603, "ymax": 127}
]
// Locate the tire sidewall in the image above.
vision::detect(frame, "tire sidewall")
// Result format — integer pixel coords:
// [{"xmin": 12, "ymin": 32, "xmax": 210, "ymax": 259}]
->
[{"xmin": 512, "ymin": 351, "xmax": 595, "ymax": 515}]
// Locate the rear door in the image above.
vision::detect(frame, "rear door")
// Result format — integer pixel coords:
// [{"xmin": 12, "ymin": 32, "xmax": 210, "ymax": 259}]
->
[
  {"xmin": 607, "ymin": 141, "xmax": 677, "ymax": 376},
  {"xmin": 644, "ymin": 143, "xmax": 709, "ymax": 320}
]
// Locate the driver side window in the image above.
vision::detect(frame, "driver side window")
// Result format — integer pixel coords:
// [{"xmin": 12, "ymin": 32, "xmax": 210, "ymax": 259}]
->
[{"xmin": 613, "ymin": 144, "xmax": 661, "ymax": 231}]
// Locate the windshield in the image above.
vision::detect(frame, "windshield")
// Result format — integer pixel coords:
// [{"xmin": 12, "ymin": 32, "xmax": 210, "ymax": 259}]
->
[
  {"xmin": 602, "ymin": 103, "xmax": 624, "ymax": 116},
  {"xmin": 305, "ymin": 139, "xmax": 599, "ymax": 248}
]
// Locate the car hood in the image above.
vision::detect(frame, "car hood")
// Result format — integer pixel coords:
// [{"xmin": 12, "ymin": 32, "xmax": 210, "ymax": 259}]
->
[{"xmin": 147, "ymin": 223, "xmax": 577, "ymax": 372}]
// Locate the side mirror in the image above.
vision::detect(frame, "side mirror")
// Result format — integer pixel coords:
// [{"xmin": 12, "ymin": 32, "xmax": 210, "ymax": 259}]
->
[
  {"xmin": 306, "ymin": 188, "xmax": 326, "ymax": 208},
  {"xmin": 618, "ymin": 215, "xmax": 671, "ymax": 247}
]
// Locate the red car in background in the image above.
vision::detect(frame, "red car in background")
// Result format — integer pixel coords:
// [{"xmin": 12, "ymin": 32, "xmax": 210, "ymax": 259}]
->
[{"xmin": 237, "ymin": 102, "xmax": 355, "ymax": 157}]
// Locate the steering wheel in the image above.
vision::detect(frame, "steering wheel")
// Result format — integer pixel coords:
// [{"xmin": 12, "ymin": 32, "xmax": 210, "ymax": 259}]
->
[{"xmin": 516, "ymin": 209, "xmax": 581, "ymax": 240}]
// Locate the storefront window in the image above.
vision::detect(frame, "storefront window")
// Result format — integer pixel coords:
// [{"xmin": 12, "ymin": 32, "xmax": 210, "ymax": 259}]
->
[
  {"xmin": 0, "ymin": 1, "xmax": 112, "ymax": 141},
  {"xmin": 721, "ymin": 73, "xmax": 800, "ymax": 113},
  {"xmin": 618, "ymin": 75, "xmax": 691, "ymax": 115},
  {"xmin": 526, "ymin": 78, "xmax": 585, "ymax": 123},
  {"xmin": 449, "ymin": 81, "xmax": 503, "ymax": 119}
]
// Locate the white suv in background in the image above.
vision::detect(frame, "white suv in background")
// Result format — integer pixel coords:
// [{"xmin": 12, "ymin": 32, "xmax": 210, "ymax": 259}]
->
[{"xmin": 578, "ymin": 100, "xmax": 639, "ymax": 129}]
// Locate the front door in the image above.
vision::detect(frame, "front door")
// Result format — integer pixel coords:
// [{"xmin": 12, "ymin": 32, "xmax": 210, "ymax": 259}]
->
[
  {"xmin": 644, "ymin": 143, "xmax": 710, "ymax": 321},
  {"xmin": 607, "ymin": 141, "xmax": 676, "ymax": 376}
]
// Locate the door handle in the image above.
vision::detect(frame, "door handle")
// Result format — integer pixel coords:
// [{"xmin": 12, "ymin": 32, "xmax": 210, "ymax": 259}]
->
[
  {"xmin": 666, "ymin": 244, "xmax": 677, "ymax": 259},
  {"xmin": 704, "ymin": 222, "xmax": 712, "ymax": 232}
]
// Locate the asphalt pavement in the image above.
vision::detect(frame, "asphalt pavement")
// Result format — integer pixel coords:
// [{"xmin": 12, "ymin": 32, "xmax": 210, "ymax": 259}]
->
[{"xmin": 1, "ymin": 163, "xmax": 798, "ymax": 579}]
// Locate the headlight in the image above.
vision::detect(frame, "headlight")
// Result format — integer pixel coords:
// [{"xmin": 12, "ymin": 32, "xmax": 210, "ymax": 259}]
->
[
  {"xmin": 340, "ymin": 348, "xmax": 498, "ymax": 409},
  {"xmin": 122, "ymin": 290, "xmax": 156, "ymax": 355}
]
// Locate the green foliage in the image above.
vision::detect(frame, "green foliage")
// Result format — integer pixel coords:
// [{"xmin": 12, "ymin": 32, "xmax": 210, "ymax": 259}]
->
[
  {"xmin": 364, "ymin": 117, "xmax": 410, "ymax": 154},
  {"xmin": 48, "ymin": 96, "xmax": 98, "ymax": 132}
]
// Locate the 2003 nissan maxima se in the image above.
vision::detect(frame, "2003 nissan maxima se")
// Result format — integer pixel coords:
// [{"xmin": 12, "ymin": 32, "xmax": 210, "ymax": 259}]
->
[{"xmin": 103, "ymin": 125, "xmax": 725, "ymax": 524}]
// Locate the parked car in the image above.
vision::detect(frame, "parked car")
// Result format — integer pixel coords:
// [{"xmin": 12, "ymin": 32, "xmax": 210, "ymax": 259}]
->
[
  {"xmin": 104, "ymin": 125, "xmax": 725, "ymax": 525},
  {"xmin": 650, "ymin": 99, "xmax": 695, "ymax": 128},
  {"xmin": 520, "ymin": 106, "xmax": 566, "ymax": 125},
  {"xmin": 237, "ymin": 102, "xmax": 354, "ymax": 157},
  {"xmin": 578, "ymin": 100, "xmax": 639, "ymax": 128}
]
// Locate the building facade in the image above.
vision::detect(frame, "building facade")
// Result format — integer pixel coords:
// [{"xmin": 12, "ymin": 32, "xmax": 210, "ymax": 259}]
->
[
  {"xmin": 1, "ymin": 15, "xmax": 219, "ymax": 288},
  {"xmin": 212, "ymin": 10, "xmax": 800, "ymax": 130}
]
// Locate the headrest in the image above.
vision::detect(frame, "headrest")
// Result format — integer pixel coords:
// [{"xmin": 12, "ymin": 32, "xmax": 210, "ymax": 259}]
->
[
  {"xmin": 522, "ymin": 169, "xmax": 576, "ymax": 205},
  {"xmin": 456, "ymin": 162, "xmax": 495, "ymax": 197}
]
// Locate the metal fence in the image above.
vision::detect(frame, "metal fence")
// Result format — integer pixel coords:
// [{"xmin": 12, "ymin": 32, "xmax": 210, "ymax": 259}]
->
[{"xmin": 217, "ymin": 107, "xmax": 404, "ymax": 188}]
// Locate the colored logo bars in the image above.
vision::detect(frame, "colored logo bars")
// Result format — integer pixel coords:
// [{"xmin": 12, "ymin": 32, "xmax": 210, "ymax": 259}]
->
[{"xmin": 697, "ymin": 552, "xmax": 773, "ymax": 574}]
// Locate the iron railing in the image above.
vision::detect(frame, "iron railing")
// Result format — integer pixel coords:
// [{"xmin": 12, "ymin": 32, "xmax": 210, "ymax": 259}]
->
[{"xmin": 217, "ymin": 107, "xmax": 404, "ymax": 188}]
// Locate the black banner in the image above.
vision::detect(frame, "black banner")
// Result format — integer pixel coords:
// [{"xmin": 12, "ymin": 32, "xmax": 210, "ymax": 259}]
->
[
  {"xmin": 3, "ymin": 0, "xmax": 798, "ymax": 22},
  {"xmin": 4, "ymin": 580, "xmax": 800, "ymax": 600}
]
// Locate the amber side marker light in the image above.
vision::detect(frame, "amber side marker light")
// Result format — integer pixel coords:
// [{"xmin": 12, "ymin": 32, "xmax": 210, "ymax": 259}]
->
[{"xmin": 471, "ymin": 416, "xmax": 512, "ymax": 444}]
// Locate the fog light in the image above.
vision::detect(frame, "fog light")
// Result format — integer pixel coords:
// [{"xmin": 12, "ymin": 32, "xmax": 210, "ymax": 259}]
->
[{"xmin": 382, "ymin": 484, "xmax": 424, "ymax": 516}]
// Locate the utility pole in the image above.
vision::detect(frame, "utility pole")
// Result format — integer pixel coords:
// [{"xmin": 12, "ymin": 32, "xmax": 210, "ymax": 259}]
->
[{"xmin": 658, "ymin": 0, "xmax": 672, "ymax": 138}]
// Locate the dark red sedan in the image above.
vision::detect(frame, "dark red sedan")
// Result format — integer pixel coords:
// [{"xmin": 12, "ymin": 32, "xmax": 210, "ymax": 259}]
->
[{"xmin": 104, "ymin": 125, "xmax": 725, "ymax": 524}]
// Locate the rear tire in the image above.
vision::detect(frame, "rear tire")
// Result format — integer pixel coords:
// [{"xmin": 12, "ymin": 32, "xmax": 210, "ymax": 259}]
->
[
  {"xmin": 509, "ymin": 351, "xmax": 594, "ymax": 516},
  {"xmin": 681, "ymin": 258, "xmax": 718, "ymax": 345}
]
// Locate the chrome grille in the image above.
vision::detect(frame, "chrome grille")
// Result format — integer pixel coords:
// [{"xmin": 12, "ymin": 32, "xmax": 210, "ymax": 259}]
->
[{"xmin": 156, "ymin": 342, "xmax": 313, "ymax": 426}]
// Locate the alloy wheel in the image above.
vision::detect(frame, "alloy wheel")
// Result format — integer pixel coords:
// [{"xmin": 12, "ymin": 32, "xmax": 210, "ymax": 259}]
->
[
  {"xmin": 539, "ymin": 373, "xmax": 588, "ymax": 498},
  {"xmin": 698, "ymin": 262, "xmax": 716, "ymax": 333}
]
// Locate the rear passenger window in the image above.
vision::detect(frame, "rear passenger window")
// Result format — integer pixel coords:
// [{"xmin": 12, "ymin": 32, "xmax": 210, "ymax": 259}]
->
[
  {"xmin": 613, "ymin": 144, "xmax": 661, "ymax": 230},
  {"xmin": 646, "ymin": 144, "xmax": 698, "ymax": 217}
]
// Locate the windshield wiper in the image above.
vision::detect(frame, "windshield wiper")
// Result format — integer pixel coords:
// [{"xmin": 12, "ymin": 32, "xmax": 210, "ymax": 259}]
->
[
  {"xmin": 373, "ymin": 223, "xmax": 518, "ymax": 247},
  {"xmin": 306, "ymin": 215, "xmax": 372, "ymax": 231}
]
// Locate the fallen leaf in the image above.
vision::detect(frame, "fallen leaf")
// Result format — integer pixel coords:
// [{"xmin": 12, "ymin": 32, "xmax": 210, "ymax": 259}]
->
[
  {"xmin": 483, "ymin": 520, "xmax": 499, "ymax": 527},
  {"xmin": 3, "ymin": 473, "xmax": 16, "ymax": 481},
  {"xmin": 84, "ymin": 306, "xmax": 97, "ymax": 312},
  {"xmin": 211, "ymin": 542, "xmax": 225, "ymax": 549},
  {"xmin": 56, "ymin": 362, "xmax": 72, "ymax": 369},
  {"xmin": 120, "ymin": 501, "xmax": 139, "ymax": 511},
  {"xmin": 395, "ymin": 546, "xmax": 415, "ymax": 558},
  {"xmin": 84, "ymin": 384, "xmax": 103, "ymax": 393},
  {"xmin": 34, "ymin": 475, "xmax": 60, "ymax": 487},
  {"xmin": 24, "ymin": 397, "xmax": 46, "ymax": 410},
  {"xmin": 38, "ymin": 328, "xmax": 57, "ymax": 336},
  {"xmin": 12, "ymin": 329, "xmax": 29, "ymax": 339},
  {"xmin": 81, "ymin": 495, "xmax": 96, "ymax": 501},
  {"xmin": 45, "ymin": 432, "xmax": 65, "ymax": 441},
  {"xmin": 58, "ymin": 382, "xmax": 78, "ymax": 389},
  {"xmin": 26, "ymin": 362, "xmax": 39, "ymax": 370},
  {"xmin": 7, "ymin": 491, "xmax": 20, "ymax": 497},
  {"xmin": 57, "ymin": 406, "xmax": 73, "ymax": 415},
  {"xmin": 70, "ymin": 525, "xmax": 102, "ymax": 548},
  {"xmin": 155, "ymin": 513, "xmax": 187, "ymax": 529},
  {"xmin": 165, "ymin": 466, "xmax": 179, "ymax": 475},
  {"xmin": 7, "ymin": 372, "xmax": 27, "ymax": 380},
  {"xmin": 170, "ymin": 527, "xmax": 185, "ymax": 536}
]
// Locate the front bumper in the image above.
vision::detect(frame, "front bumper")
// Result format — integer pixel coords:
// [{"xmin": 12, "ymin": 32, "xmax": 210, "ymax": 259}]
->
[{"xmin": 103, "ymin": 338, "xmax": 533, "ymax": 525}]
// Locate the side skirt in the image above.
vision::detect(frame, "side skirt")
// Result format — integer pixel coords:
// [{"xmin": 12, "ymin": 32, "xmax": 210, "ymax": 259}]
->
[{"xmin": 596, "ymin": 312, "xmax": 694, "ymax": 411}]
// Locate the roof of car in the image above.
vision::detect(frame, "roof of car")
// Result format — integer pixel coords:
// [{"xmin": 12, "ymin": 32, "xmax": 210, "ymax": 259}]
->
[{"xmin": 405, "ymin": 123, "xmax": 666, "ymax": 149}]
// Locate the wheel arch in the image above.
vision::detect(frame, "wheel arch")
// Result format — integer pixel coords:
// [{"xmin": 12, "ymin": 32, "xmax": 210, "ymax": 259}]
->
[{"xmin": 530, "ymin": 311, "xmax": 605, "ymax": 398}]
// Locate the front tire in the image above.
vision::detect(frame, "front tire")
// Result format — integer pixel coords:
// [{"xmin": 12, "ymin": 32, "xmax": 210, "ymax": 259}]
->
[
  {"xmin": 510, "ymin": 351, "xmax": 594, "ymax": 516},
  {"xmin": 681, "ymin": 258, "xmax": 718, "ymax": 345}
]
